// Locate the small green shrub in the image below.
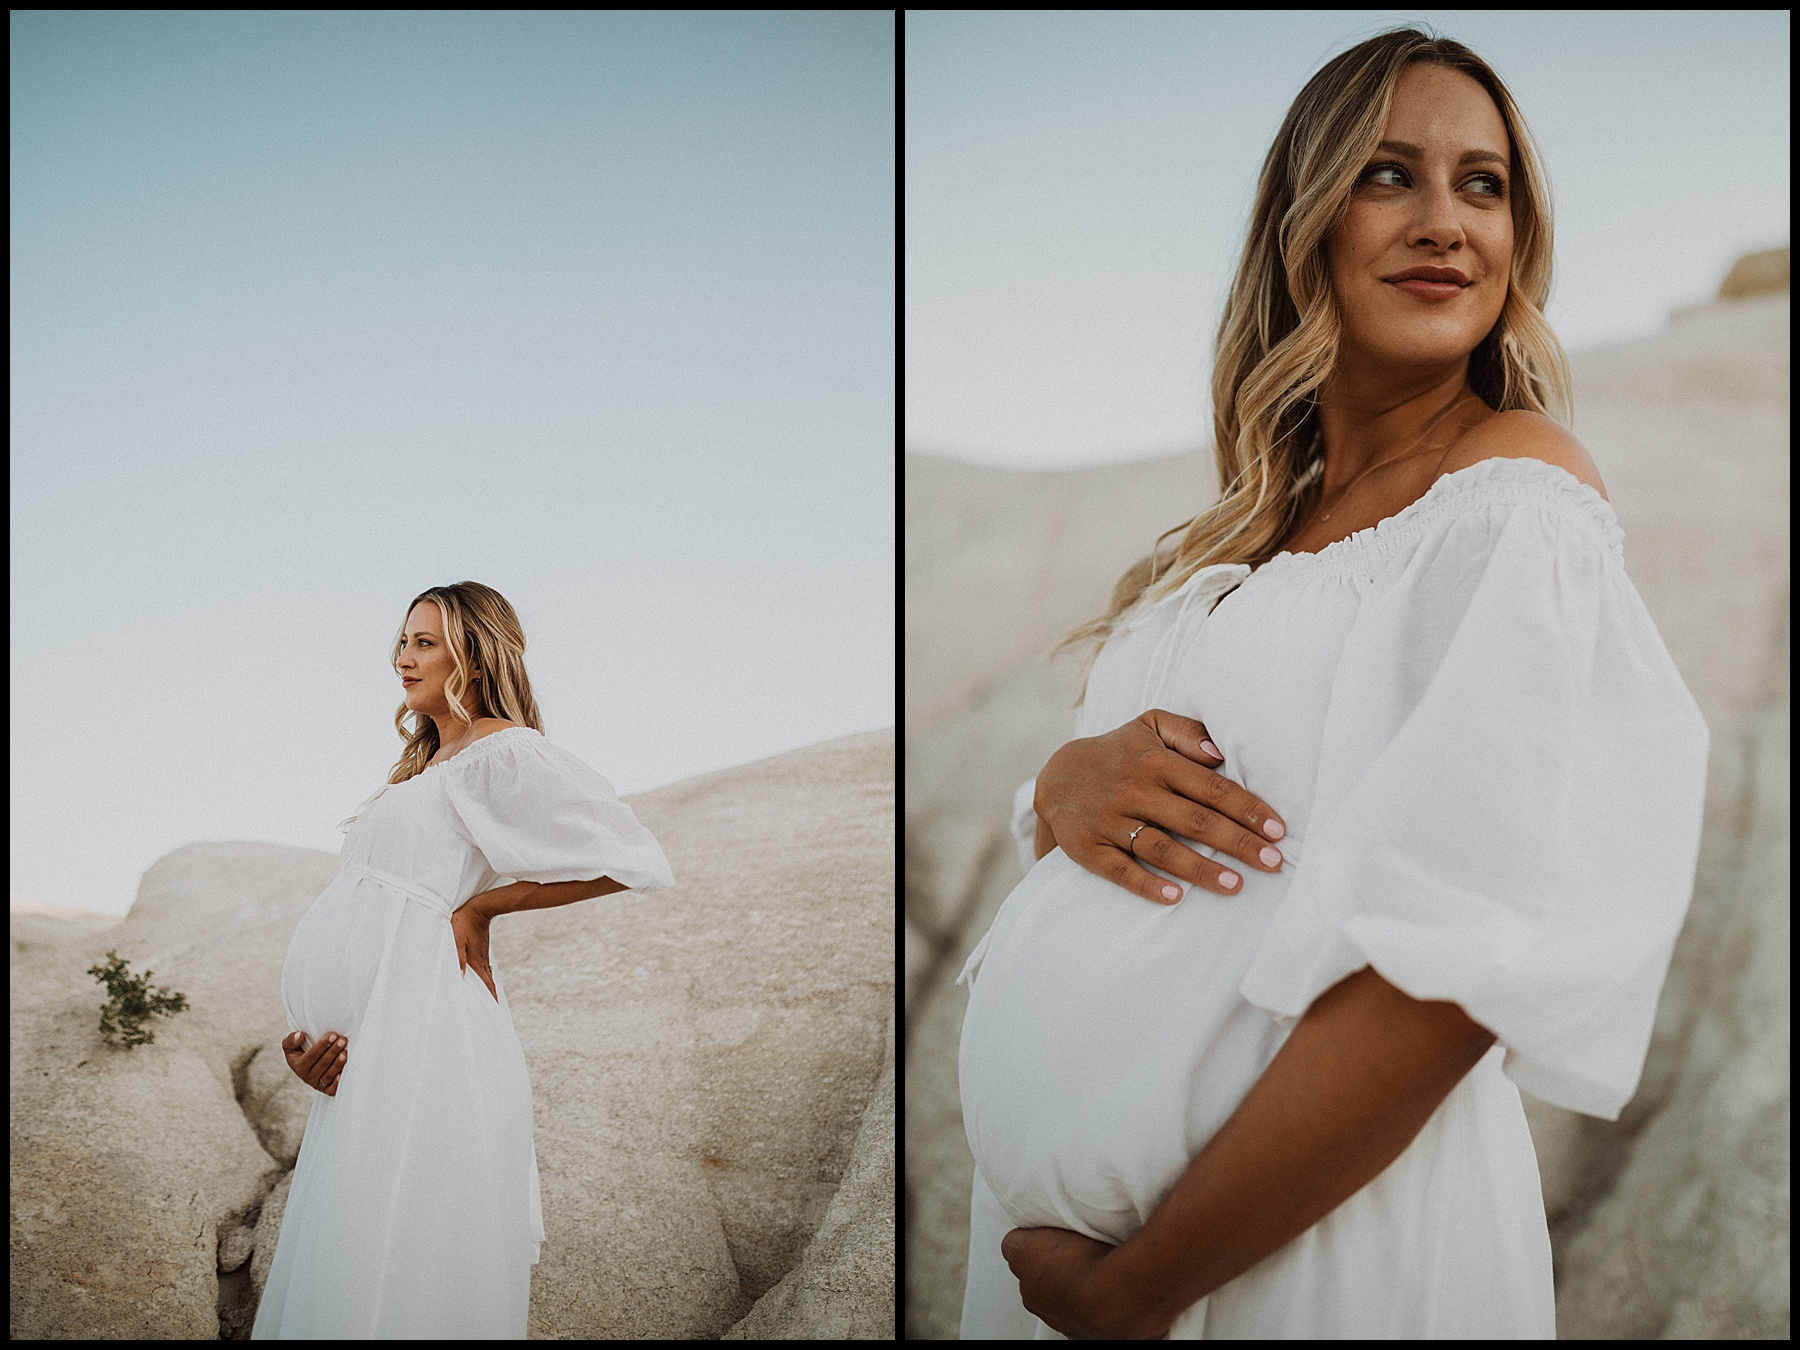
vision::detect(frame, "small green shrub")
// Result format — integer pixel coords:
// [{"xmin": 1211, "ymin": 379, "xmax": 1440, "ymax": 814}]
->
[{"xmin": 86, "ymin": 950, "xmax": 190, "ymax": 1049}]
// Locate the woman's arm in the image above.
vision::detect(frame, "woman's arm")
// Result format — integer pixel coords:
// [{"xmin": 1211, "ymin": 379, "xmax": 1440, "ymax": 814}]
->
[
  {"xmin": 1004, "ymin": 965, "xmax": 1497, "ymax": 1339},
  {"xmin": 453, "ymin": 878, "xmax": 626, "ymax": 1003},
  {"xmin": 473, "ymin": 876, "xmax": 626, "ymax": 918}
]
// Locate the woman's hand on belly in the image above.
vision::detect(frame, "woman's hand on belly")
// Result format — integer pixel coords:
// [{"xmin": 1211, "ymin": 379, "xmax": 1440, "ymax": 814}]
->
[
  {"xmin": 283, "ymin": 1030, "xmax": 348, "ymax": 1097},
  {"xmin": 1002, "ymin": 1225, "xmax": 1160, "ymax": 1340},
  {"xmin": 1035, "ymin": 710, "xmax": 1288, "ymax": 905}
]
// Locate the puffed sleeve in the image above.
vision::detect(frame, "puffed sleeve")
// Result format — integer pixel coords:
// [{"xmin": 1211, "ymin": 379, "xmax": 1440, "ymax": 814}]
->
[
  {"xmin": 443, "ymin": 733, "xmax": 675, "ymax": 894},
  {"xmin": 1238, "ymin": 464, "xmax": 1709, "ymax": 1120}
]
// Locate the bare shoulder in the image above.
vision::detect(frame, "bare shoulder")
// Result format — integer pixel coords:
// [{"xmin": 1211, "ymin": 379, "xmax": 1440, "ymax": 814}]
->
[{"xmin": 1438, "ymin": 408, "xmax": 1609, "ymax": 502}]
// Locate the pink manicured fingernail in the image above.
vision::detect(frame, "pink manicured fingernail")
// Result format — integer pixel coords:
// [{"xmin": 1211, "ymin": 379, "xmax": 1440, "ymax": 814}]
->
[
  {"xmin": 1263, "ymin": 819, "xmax": 1284, "ymax": 839},
  {"xmin": 1161, "ymin": 884, "xmax": 1181, "ymax": 901},
  {"xmin": 1260, "ymin": 846, "xmax": 1282, "ymax": 867},
  {"xmin": 1200, "ymin": 740, "xmax": 1221, "ymax": 758},
  {"xmin": 1219, "ymin": 871, "xmax": 1239, "ymax": 888}
]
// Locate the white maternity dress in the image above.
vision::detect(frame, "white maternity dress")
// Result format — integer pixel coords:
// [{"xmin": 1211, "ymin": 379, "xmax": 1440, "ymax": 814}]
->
[
  {"xmin": 252, "ymin": 725, "xmax": 675, "ymax": 1339},
  {"xmin": 956, "ymin": 458, "xmax": 1710, "ymax": 1339}
]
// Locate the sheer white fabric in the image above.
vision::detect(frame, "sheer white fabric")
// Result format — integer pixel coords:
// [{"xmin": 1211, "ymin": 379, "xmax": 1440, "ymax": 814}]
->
[
  {"xmin": 958, "ymin": 458, "xmax": 1708, "ymax": 1338},
  {"xmin": 252, "ymin": 726, "xmax": 674, "ymax": 1339}
]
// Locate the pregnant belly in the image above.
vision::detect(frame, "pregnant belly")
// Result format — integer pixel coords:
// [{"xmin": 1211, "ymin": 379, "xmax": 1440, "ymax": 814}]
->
[
  {"xmin": 958, "ymin": 851, "xmax": 1290, "ymax": 1241},
  {"xmin": 281, "ymin": 872, "xmax": 404, "ymax": 1041}
]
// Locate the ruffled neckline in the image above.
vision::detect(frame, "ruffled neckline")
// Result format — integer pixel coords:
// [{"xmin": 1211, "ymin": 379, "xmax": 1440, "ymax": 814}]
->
[
  {"xmin": 1252, "ymin": 455, "xmax": 1624, "ymax": 581},
  {"xmin": 415, "ymin": 723, "xmax": 538, "ymax": 776},
  {"xmin": 336, "ymin": 726, "xmax": 539, "ymax": 831}
]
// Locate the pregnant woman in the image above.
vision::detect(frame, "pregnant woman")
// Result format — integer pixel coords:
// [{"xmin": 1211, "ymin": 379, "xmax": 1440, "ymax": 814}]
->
[
  {"xmin": 956, "ymin": 29, "xmax": 1709, "ymax": 1340},
  {"xmin": 252, "ymin": 581, "xmax": 674, "ymax": 1339}
]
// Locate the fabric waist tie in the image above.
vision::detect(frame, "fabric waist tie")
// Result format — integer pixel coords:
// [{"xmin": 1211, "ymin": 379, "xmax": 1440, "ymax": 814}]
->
[{"xmin": 344, "ymin": 863, "xmax": 455, "ymax": 920}]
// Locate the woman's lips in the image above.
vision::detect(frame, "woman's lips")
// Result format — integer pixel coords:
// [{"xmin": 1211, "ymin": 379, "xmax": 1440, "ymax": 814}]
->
[
  {"xmin": 403, "ymin": 679, "xmax": 421, "ymax": 687},
  {"xmin": 1386, "ymin": 279, "xmax": 1467, "ymax": 301}
]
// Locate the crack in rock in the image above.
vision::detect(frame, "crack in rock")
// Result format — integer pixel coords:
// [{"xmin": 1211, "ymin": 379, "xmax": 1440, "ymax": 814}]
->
[{"xmin": 217, "ymin": 1039, "xmax": 303, "ymax": 1338}]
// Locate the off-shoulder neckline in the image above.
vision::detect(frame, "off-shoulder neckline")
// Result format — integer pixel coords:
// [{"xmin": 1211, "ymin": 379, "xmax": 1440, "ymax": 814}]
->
[
  {"xmin": 418, "ymin": 724, "xmax": 539, "ymax": 775},
  {"xmin": 1253, "ymin": 455, "xmax": 1623, "ymax": 580},
  {"xmin": 336, "ymin": 723, "xmax": 532, "ymax": 831},
  {"xmin": 337, "ymin": 725, "xmax": 539, "ymax": 828}
]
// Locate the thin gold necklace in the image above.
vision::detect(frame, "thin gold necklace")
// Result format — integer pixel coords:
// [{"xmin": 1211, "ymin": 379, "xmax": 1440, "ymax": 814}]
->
[{"xmin": 1313, "ymin": 391, "xmax": 1477, "ymax": 524}]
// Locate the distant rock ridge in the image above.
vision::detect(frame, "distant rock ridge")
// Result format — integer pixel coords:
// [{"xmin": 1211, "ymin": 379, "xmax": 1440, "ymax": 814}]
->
[
  {"xmin": 1669, "ymin": 243, "xmax": 1788, "ymax": 325},
  {"xmin": 10, "ymin": 900, "xmax": 122, "ymax": 960},
  {"xmin": 1717, "ymin": 244, "xmax": 1789, "ymax": 300},
  {"xmin": 10, "ymin": 897, "xmax": 123, "ymax": 919}
]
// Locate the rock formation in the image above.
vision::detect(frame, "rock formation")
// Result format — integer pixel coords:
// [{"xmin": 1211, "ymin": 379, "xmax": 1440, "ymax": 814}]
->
[
  {"xmin": 11, "ymin": 728, "xmax": 894, "ymax": 1339},
  {"xmin": 1718, "ymin": 244, "xmax": 1789, "ymax": 301},
  {"xmin": 904, "ymin": 249, "xmax": 1788, "ymax": 1337},
  {"xmin": 9, "ymin": 900, "xmax": 121, "ymax": 960}
]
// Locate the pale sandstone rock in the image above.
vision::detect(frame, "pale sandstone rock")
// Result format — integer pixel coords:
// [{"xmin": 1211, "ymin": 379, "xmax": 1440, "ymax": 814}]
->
[
  {"xmin": 903, "ymin": 277, "xmax": 1787, "ymax": 1336},
  {"xmin": 11, "ymin": 730, "xmax": 894, "ymax": 1339},
  {"xmin": 9, "ymin": 1038, "xmax": 282, "ymax": 1340},
  {"xmin": 218, "ymin": 1221, "xmax": 255, "ymax": 1273},
  {"xmin": 904, "ymin": 915, "xmax": 932, "ymax": 1010},
  {"xmin": 508, "ymin": 729, "xmax": 893, "ymax": 1337},
  {"xmin": 8, "ymin": 843, "xmax": 333, "ymax": 1340},
  {"xmin": 906, "ymin": 450, "xmax": 1210, "ymax": 744},
  {"xmin": 238, "ymin": 1036, "xmax": 314, "ymax": 1169},
  {"xmin": 724, "ymin": 1013, "xmax": 895, "ymax": 1338},
  {"xmin": 247, "ymin": 1170, "xmax": 292, "ymax": 1303}
]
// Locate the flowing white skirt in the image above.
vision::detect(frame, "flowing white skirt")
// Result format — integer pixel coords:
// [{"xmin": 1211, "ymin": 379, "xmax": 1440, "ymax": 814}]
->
[{"xmin": 252, "ymin": 869, "xmax": 544, "ymax": 1339}]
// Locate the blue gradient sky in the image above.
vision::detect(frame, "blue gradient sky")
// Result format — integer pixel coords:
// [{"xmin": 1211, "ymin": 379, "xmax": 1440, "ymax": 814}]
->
[
  {"xmin": 12, "ymin": 11, "xmax": 894, "ymax": 916},
  {"xmin": 907, "ymin": 9, "xmax": 1789, "ymax": 466}
]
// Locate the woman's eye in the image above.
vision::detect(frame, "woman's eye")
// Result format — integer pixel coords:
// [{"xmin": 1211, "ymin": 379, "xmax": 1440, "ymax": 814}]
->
[{"xmin": 1365, "ymin": 164, "xmax": 1503, "ymax": 196}]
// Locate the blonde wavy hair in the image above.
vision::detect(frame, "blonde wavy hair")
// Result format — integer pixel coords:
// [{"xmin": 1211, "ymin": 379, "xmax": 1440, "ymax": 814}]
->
[
  {"xmin": 1056, "ymin": 25, "xmax": 1573, "ymax": 697},
  {"xmin": 388, "ymin": 581, "xmax": 544, "ymax": 784}
]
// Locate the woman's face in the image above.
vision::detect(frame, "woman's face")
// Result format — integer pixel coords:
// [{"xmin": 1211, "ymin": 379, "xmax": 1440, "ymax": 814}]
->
[
  {"xmin": 396, "ymin": 600, "xmax": 478, "ymax": 719},
  {"xmin": 1327, "ymin": 62, "xmax": 1514, "ymax": 379}
]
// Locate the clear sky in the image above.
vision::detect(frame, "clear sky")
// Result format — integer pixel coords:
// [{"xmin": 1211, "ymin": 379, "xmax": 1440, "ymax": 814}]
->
[
  {"xmin": 906, "ymin": 9, "xmax": 1790, "ymax": 467},
  {"xmin": 11, "ymin": 11, "xmax": 894, "ymax": 917}
]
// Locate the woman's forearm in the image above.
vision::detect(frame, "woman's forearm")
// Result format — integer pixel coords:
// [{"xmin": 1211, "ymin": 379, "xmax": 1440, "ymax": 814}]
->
[
  {"xmin": 473, "ymin": 876, "xmax": 625, "ymax": 919},
  {"xmin": 1089, "ymin": 966, "xmax": 1497, "ymax": 1337}
]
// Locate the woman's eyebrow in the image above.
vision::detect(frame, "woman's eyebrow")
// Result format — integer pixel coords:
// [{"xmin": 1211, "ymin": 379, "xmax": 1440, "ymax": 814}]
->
[
  {"xmin": 1375, "ymin": 139, "xmax": 1510, "ymax": 170},
  {"xmin": 402, "ymin": 631, "xmax": 439, "ymax": 640}
]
